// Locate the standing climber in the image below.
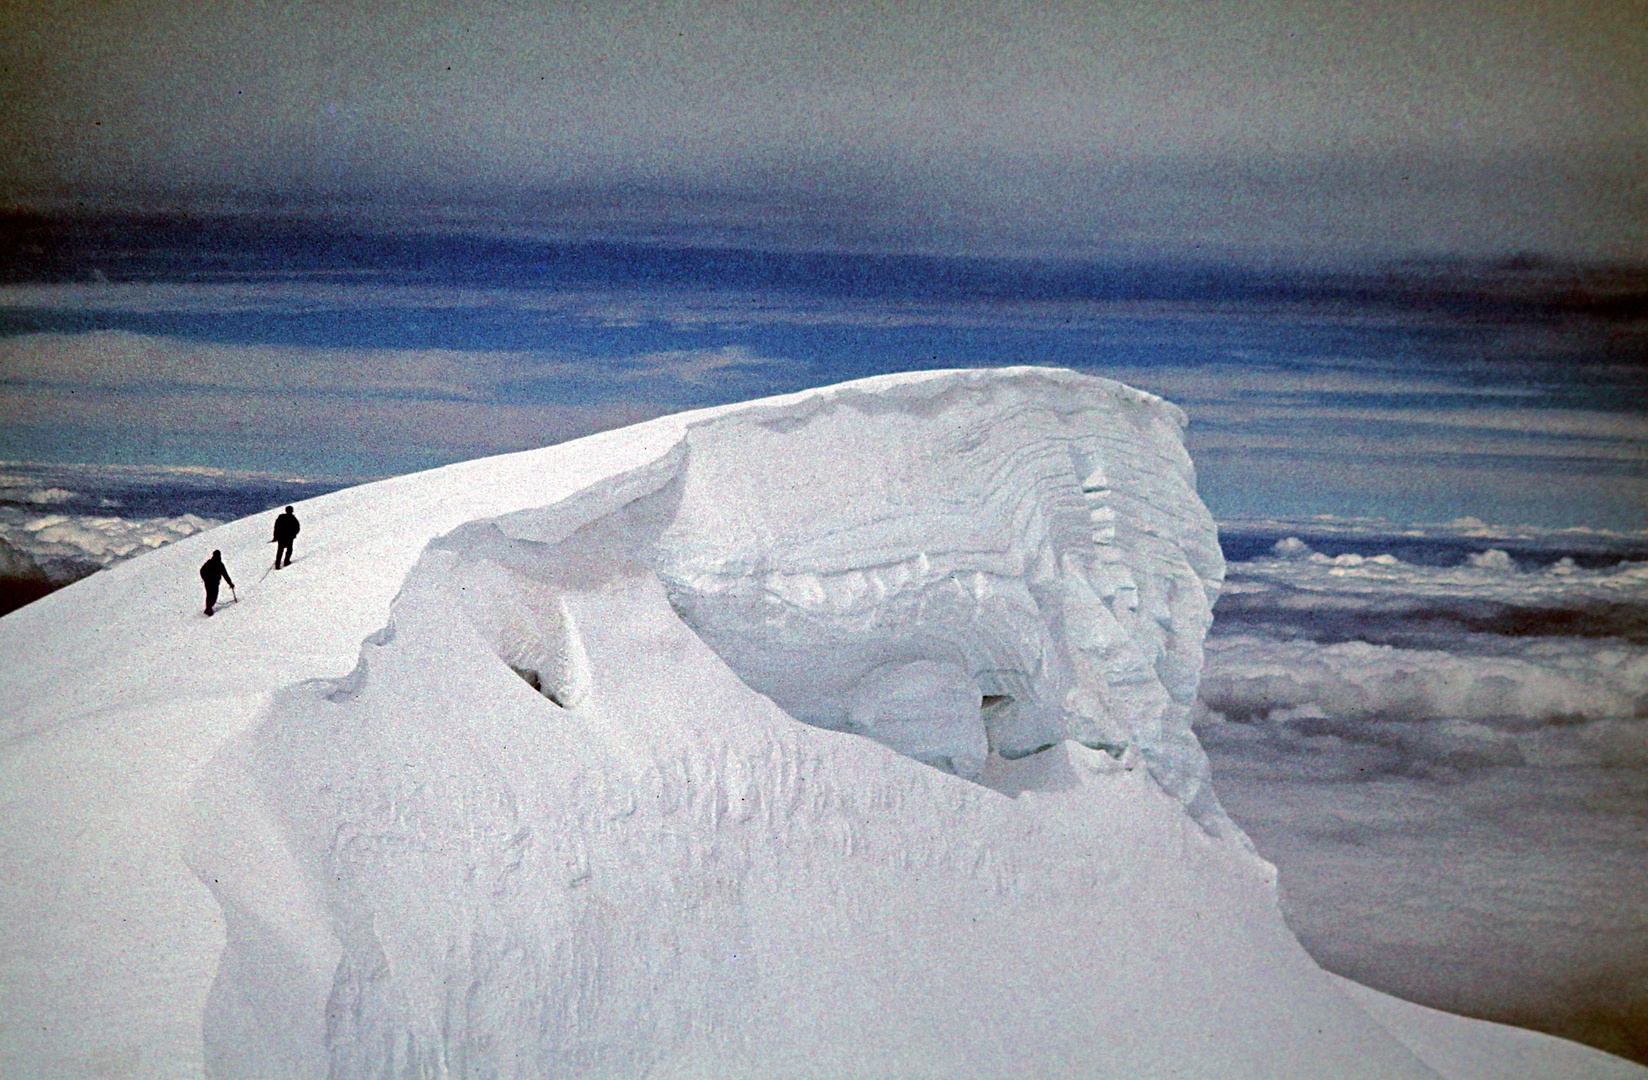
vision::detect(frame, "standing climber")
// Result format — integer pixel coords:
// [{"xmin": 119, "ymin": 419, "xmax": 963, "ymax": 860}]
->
[
  {"xmin": 272, "ymin": 505, "xmax": 300, "ymax": 569},
  {"xmin": 200, "ymin": 550, "xmax": 234, "ymax": 616}
]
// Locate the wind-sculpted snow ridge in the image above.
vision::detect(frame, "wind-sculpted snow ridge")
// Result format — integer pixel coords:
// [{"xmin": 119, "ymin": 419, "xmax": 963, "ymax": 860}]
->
[
  {"xmin": 211, "ymin": 369, "xmax": 1231, "ymax": 810},
  {"xmin": 167, "ymin": 370, "xmax": 1648, "ymax": 1079},
  {"xmin": 188, "ymin": 370, "xmax": 1381, "ymax": 1079},
  {"xmin": 648, "ymin": 376, "xmax": 1225, "ymax": 809}
]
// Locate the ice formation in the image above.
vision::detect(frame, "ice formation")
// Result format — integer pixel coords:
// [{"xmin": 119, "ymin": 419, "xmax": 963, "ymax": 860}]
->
[
  {"xmin": 193, "ymin": 369, "xmax": 1263, "ymax": 1077},
  {"xmin": 648, "ymin": 378, "xmax": 1225, "ymax": 798},
  {"xmin": 3, "ymin": 368, "xmax": 1644, "ymax": 1079}
]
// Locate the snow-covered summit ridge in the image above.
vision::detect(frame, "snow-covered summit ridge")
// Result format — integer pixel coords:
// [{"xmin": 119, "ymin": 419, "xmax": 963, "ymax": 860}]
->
[
  {"xmin": 191, "ymin": 367, "xmax": 1407, "ymax": 1078},
  {"xmin": 7, "ymin": 367, "xmax": 1643, "ymax": 1079}
]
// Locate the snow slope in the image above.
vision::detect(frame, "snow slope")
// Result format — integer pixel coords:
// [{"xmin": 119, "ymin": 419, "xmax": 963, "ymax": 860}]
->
[{"xmin": 0, "ymin": 368, "xmax": 1640, "ymax": 1079}]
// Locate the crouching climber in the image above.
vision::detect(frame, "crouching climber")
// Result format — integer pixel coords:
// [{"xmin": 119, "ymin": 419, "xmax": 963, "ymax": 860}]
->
[{"xmin": 200, "ymin": 550, "xmax": 235, "ymax": 616}]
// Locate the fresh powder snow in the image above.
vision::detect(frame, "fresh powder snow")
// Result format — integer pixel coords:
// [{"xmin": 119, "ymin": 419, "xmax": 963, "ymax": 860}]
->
[{"xmin": 0, "ymin": 368, "xmax": 1641, "ymax": 1079}]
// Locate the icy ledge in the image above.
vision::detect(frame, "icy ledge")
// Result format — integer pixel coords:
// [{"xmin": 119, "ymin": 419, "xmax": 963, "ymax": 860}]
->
[{"xmin": 184, "ymin": 369, "xmax": 1645, "ymax": 1079}]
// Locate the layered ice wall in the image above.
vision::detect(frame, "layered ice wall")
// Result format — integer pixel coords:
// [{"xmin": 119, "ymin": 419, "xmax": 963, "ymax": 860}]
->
[
  {"xmin": 650, "ymin": 373, "xmax": 1225, "ymax": 807},
  {"xmin": 183, "ymin": 370, "xmax": 1457, "ymax": 1078}
]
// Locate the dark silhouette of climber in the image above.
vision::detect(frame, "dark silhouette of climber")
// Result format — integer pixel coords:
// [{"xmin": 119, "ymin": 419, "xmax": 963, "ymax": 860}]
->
[
  {"xmin": 272, "ymin": 506, "xmax": 300, "ymax": 569},
  {"xmin": 200, "ymin": 550, "xmax": 234, "ymax": 616}
]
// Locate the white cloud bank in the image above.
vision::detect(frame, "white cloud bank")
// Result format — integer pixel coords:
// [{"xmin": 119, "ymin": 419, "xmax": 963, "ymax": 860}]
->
[
  {"xmin": 0, "ymin": 505, "xmax": 219, "ymax": 585},
  {"xmin": 0, "ymin": 510, "xmax": 219, "ymax": 569},
  {"xmin": 1202, "ymin": 533, "xmax": 1648, "ymax": 772},
  {"xmin": 1198, "ymin": 530, "xmax": 1648, "ymax": 1060},
  {"xmin": 1200, "ymin": 633, "xmax": 1648, "ymax": 771}
]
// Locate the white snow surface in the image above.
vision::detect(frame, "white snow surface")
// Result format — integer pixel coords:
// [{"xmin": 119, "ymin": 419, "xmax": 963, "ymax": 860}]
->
[{"xmin": 0, "ymin": 367, "xmax": 1640, "ymax": 1079}]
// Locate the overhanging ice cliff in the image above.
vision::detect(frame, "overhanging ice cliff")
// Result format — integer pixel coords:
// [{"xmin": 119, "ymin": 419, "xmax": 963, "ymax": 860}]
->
[{"xmin": 1, "ymin": 368, "xmax": 1641, "ymax": 1079}]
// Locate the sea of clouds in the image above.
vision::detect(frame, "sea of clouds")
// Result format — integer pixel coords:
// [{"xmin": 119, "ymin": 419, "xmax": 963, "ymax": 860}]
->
[
  {"xmin": 1203, "ymin": 528, "xmax": 1648, "ymax": 773},
  {"xmin": 1199, "ymin": 518, "xmax": 1648, "ymax": 1061}
]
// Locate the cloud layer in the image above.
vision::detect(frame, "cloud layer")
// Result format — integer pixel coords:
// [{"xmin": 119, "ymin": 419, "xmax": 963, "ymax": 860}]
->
[
  {"xmin": 5, "ymin": 256, "xmax": 1642, "ymax": 529},
  {"xmin": 1205, "ymin": 532, "xmax": 1648, "ymax": 763},
  {"xmin": 0, "ymin": 324, "xmax": 807, "ymax": 476},
  {"xmin": 1198, "ymin": 528, "xmax": 1648, "ymax": 1059}
]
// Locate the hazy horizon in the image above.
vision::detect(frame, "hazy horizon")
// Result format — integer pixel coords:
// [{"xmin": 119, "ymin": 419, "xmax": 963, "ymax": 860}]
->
[
  {"xmin": 7, "ymin": 0, "xmax": 1644, "ymax": 527},
  {"xmin": 3, "ymin": 209, "xmax": 1645, "ymax": 530}
]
